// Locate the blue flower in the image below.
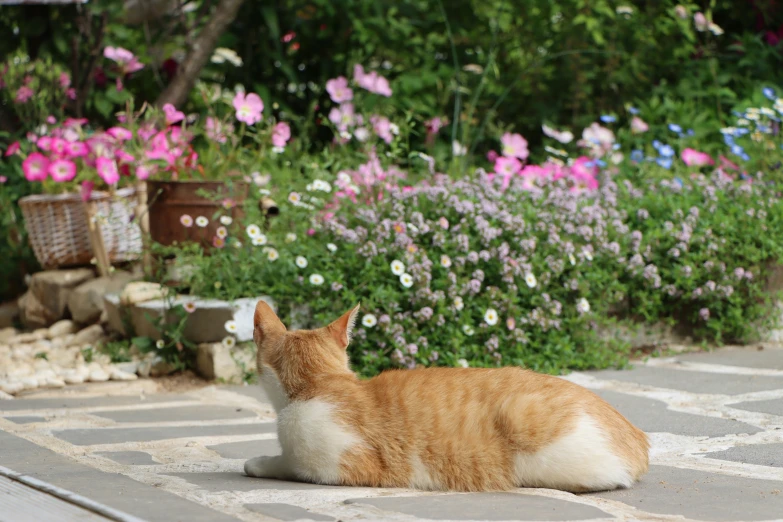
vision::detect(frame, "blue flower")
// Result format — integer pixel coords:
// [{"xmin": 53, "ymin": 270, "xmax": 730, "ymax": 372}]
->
[
  {"xmin": 595, "ymin": 159, "xmax": 607, "ymax": 167},
  {"xmin": 763, "ymin": 87, "xmax": 776, "ymax": 100},
  {"xmin": 730, "ymin": 144, "xmax": 745, "ymax": 156},
  {"xmin": 658, "ymin": 144, "xmax": 675, "ymax": 158},
  {"xmin": 668, "ymin": 123, "xmax": 683, "ymax": 134},
  {"xmin": 686, "ymin": 129, "xmax": 695, "ymax": 136},
  {"xmin": 652, "ymin": 140, "xmax": 663, "ymax": 150},
  {"xmin": 740, "ymin": 152, "xmax": 750, "ymax": 162},
  {"xmin": 630, "ymin": 149, "xmax": 644, "ymax": 162},
  {"xmin": 612, "ymin": 143, "xmax": 621, "ymax": 150},
  {"xmin": 656, "ymin": 157, "xmax": 673, "ymax": 169},
  {"xmin": 673, "ymin": 177, "xmax": 683, "ymax": 187},
  {"xmin": 628, "ymin": 106, "xmax": 640, "ymax": 115},
  {"xmin": 733, "ymin": 128, "xmax": 750, "ymax": 137},
  {"xmin": 600, "ymin": 115, "xmax": 617, "ymax": 123},
  {"xmin": 758, "ymin": 124, "xmax": 772, "ymax": 134},
  {"xmin": 723, "ymin": 134, "xmax": 735, "ymax": 146}
]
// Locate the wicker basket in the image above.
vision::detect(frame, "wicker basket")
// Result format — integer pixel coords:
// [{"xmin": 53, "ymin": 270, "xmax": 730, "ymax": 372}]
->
[{"xmin": 19, "ymin": 188, "xmax": 143, "ymax": 269}]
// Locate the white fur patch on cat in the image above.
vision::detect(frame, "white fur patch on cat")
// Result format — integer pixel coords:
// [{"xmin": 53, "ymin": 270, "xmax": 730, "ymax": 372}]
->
[
  {"xmin": 408, "ymin": 454, "xmax": 441, "ymax": 490},
  {"xmin": 276, "ymin": 399, "xmax": 364, "ymax": 484},
  {"xmin": 514, "ymin": 413, "xmax": 633, "ymax": 491}
]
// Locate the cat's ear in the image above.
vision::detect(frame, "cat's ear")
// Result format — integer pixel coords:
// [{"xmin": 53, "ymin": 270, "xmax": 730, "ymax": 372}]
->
[
  {"xmin": 254, "ymin": 300, "xmax": 286, "ymax": 345},
  {"xmin": 327, "ymin": 304, "xmax": 360, "ymax": 349}
]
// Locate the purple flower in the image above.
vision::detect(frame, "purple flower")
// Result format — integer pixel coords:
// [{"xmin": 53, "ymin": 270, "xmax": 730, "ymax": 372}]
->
[{"xmin": 699, "ymin": 308, "xmax": 710, "ymax": 321}]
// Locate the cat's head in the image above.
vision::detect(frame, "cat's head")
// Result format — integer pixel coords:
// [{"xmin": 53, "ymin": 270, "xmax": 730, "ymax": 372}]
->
[{"xmin": 253, "ymin": 300, "xmax": 360, "ymax": 399}]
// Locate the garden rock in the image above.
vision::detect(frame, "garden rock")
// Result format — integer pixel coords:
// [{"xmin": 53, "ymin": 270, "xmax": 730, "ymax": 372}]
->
[
  {"xmin": 196, "ymin": 341, "xmax": 254, "ymax": 383},
  {"xmin": 47, "ymin": 320, "xmax": 79, "ymax": 339},
  {"xmin": 120, "ymin": 282, "xmax": 170, "ymax": 305},
  {"xmin": 23, "ymin": 269, "xmax": 95, "ymax": 327},
  {"xmin": 67, "ymin": 271, "xmax": 137, "ymax": 325},
  {"xmin": 0, "ymin": 327, "xmax": 18, "ymax": 344},
  {"xmin": 68, "ymin": 324, "xmax": 106, "ymax": 348}
]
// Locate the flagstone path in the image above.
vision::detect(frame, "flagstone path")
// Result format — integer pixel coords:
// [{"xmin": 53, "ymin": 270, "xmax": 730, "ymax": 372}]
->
[{"xmin": 1, "ymin": 344, "xmax": 782, "ymax": 522}]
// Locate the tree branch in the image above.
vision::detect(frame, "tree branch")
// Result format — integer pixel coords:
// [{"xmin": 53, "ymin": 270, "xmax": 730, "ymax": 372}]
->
[{"xmin": 155, "ymin": 0, "xmax": 246, "ymax": 108}]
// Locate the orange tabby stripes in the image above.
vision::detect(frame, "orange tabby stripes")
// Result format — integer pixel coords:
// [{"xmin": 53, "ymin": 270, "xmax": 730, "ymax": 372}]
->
[{"xmin": 245, "ymin": 301, "xmax": 649, "ymax": 492}]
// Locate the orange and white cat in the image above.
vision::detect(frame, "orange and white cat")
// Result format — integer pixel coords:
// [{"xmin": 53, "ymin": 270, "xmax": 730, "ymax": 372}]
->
[{"xmin": 245, "ymin": 301, "xmax": 649, "ymax": 492}]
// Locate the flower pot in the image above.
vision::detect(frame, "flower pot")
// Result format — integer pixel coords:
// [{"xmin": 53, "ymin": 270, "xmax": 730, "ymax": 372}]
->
[
  {"xmin": 145, "ymin": 180, "xmax": 249, "ymax": 250},
  {"xmin": 18, "ymin": 188, "xmax": 142, "ymax": 269}
]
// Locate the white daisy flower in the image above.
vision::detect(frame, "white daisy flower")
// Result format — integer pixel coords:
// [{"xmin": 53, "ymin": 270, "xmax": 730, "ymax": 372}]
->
[
  {"xmin": 155, "ymin": 339, "xmax": 165, "ymax": 349},
  {"xmin": 400, "ymin": 273, "xmax": 414, "ymax": 288},
  {"xmin": 461, "ymin": 325, "xmax": 475, "ymax": 336},
  {"xmin": 309, "ymin": 274, "xmax": 325, "ymax": 285},
  {"xmin": 246, "ymin": 224, "xmax": 261, "ymax": 238},
  {"xmin": 233, "ymin": 240, "xmax": 242, "ymax": 248},
  {"xmin": 327, "ymin": 243, "xmax": 338, "ymax": 253},
  {"xmin": 288, "ymin": 192, "xmax": 301, "ymax": 204},
  {"xmin": 569, "ymin": 253, "xmax": 576, "ymax": 266},
  {"xmin": 221, "ymin": 336, "xmax": 236, "ymax": 349},
  {"xmin": 286, "ymin": 233, "xmax": 297, "ymax": 243},
  {"xmin": 484, "ymin": 308, "xmax": 499, "ymax": 326},
  {"xmin": 296, "ymin": 256, "xmax": 308, "ymax": 268},
  {"xmin": 454, "ymin": 296, "xmax": 464, "ymax": 311},
  {"xmin": 252, "ymin": 235, "xmax": 267, "ymax": 246},
  {"xmin": 195, "ymin": 216, "xmax": 208, "ymax": 227},
  {"xmin": 525, "ymin": 273, "xmax": 538, "ymax": 288},
  {"xmin": 440, "ymin": 255, "xmax": 452, "ymax": 268},
  {"xmin": 216, "ymin": 226, "xmax": 228, "ymax": 239},
  {"xmin": 389, "ymin": 123, "xmax": 400, "ymax": 135},
  {"xmin": 225, "ymin": 320, "xmax": 238, "ymax": 333},
  {"xmin": 362, "ymin": 314, "xmax": 378, "ymax": 327},
  {"xmin": 267, "ymin": 248, "xmax": 279, "ymax": 261},
  {"xmin": 583, "ymin": 249, "xmax": 594, "ymax": 261},
  {"xmin": 220, "ymin": 216, "xmax": 233, "ymax": 226},
  {"xmin": 576, "ymin": 298, "xmax": 591, "ymax": 314},
  {"xmin": 457, "ymin": 358, "xmax": 469, "ymax": 368},
  {"xmin": 390, "ymin": 260, "xmax": 405, "ymax": 276}
]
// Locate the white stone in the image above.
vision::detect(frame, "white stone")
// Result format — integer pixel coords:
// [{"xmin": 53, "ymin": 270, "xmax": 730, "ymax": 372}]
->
[
  {"xmin": 47, "ymin": 320, "xmax": 79, "ymax": 339},
  {"xmin": 68, "ymin": 324, "xmax": 105, "ymax": 348},
  {"xmin": 109, "ymin": 367, "xmax": 138, "ymax": 381},
  {"xmin": 20, "ymin": 376, "xmax": 39, "ymax": 390},
  {"xmin": 62, "ymin": 370, "xmax": 85, "ymax": 385},
  {"xmin": 88, "ymin": 368, "xmax": 110, "ymax": 382},
  {"xmin": 0, "ymin": 379, "xmax": 24, "ymax": 394}
]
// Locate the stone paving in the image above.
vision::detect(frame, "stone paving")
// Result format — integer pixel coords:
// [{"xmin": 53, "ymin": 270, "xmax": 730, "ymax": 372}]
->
[{"xmin": 1, "ymin": 345, "xmax": 782, "ymax": 522}]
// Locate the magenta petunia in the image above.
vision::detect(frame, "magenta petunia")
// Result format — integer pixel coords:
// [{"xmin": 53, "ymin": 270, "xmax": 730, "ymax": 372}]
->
[
  {"xmin": 104, "ymin": 46, "xmax": 145, "ymax": 74},
  {"xmin": 4, "ymin": 141, "xmax": 20, "ymax": 157},
  {"xmin": 96, "ymin": 157, "xmax": 120, "ymax": 185},
  {"xmin": 272, "ymin": 122, "xmax": 291, "ymax": 148},
  {"xmin": 107, "ymin": 127, "xmax": 133, "ymax": 141},
  {"xmin": 162, "ymin": 103, "xmax": 185, "ymax": 125},
  {"xmin": 15, "ymin": 86, "xmax": 33, "ymax": 103},
  {"xmin": 22, "ymin": 152, "xmax": 50, "ymax": 181},
  {"xmin": 80, "ymin": 180, "xmax": 94, "ymax": 202},
  {"xmin": 232, "ymin": 91, "xmax": 264, "ymax": 125},
  {"xmin": 65, "ymin": 141, "xmax": 89, "ymax": 157},
  {"xmin": 353, "ymin": 64, "xmax": 393, "ymax": 97},
  {"xmin": 48, "ymin": 158, "xmax": 77, "ymax": 182}
]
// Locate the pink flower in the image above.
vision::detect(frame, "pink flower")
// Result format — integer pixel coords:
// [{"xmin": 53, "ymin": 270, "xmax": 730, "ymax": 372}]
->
[
  {"xmin": 80, "ymin": 181, "xmax": 94, "ymax": 202},
  {"xmin": 22, "ymin": 152, "xmax": 50, "ymax": 181},
  {"xmin": 107, "ymin": 127, "xmax": 133, "ymax": 141},
  {"xmin": 50, "ymin": 138, "xmax": 68, "ymax": 157},
  {"xmin": 494, "ymin": 156, "xmax": 522, "ymax": 190},
  {"xmin": 37, "ymin": 136, "xmax": 52, "ymax": 151},
  {"xmin": 272, "ymin": 122, "xmax": 291, "ymax": 148},
  {"xmin": 103, "ymin": 46, "xmax": 145, "ymax": 74},
  {"xmin": 569, "ymin": 157, "xmax": 600, "ymax": 192},
  {"xmin": 66, "ymin": 88, "xmax": 77, "ymax": 100},
  {"xmin": 136, "ymin": 165, "xmax": 152, "ymax": 180},
  {"xmin": 328, "ymin": 103, "xmax": 355, "ymax": 131},
  {"xmin": 48, "ymin": 159, "xmax": 77, "ymax": 182},
  {"xmin": 4, "ymin": 141, "xmax": 20, "ymax": 157},
  {"xmin": 115, "ymin": 149, "xmax": 135, "ymax": 163},
  {"xmin": 96, "ymin": 157, "xmax": 120, "ymax": 184},
  {"xmin": 59, "ymin": 72, "xmax": 71, "ymax": 89},
  {"xmin": 500, "ymin": 132, "xmax": 529, "ymax": 160},
  {"xmin": 693, "ymin": 12, "xmax": 708, "ymax": 31},
  {"xmin": 232, "ymin": 91, "xmax": 264, "ymax": 125},
  {"xmin": 681, "ymin": 148, "xmax": 714, "ymax": 167},
  {"xmin": 371, "ymin": 115, "xmax": 394, "ymax": 144},
  {"xmin": 15, "ymin": 86, "xmax": 33, "ymax": 103},
  {"xmin": 206, "ymin": 117, "xmax": 232, "ymax": 143},
  {"xmin": 307, "ymin": 228, "xmax": 316, "ymax": 236},
  {"xmin": 326, "ymin": 76, "xmax": 354, "ymax": 103},
  {"xmin": 64, "ymin": 118, "xmax": 88, "ymax": 128},
  {"xmin": 0, "ymin": 176, "xmax": 6, "ymax": 183},
  {"xmin": 353, "ymin": 64, "xmax": 392, "ymax": 97},
  {"xmin": 630, "ymin": 116, "xmax": 649, "ymax": 134},
  {"xmin": 46, "ymin": 115, "xmax": 57, "ymax": 125},
  {"xmin": 65, "ymin": 141, "xmax": 88, "ymax": 157},
  {"xmin": 162, "ymin": 103, "xmax": 185, "ymax": 125},
  {"xmin": 426, "ymin": 117, "xmax": 446, "ymax": 135},
  {"xmin": 486, "ymin": 150, "xmax": 498, "ymax": 162},
  {"xmin": 212, "ymin": 236, "xmax": 226, "ymax": 249}
]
